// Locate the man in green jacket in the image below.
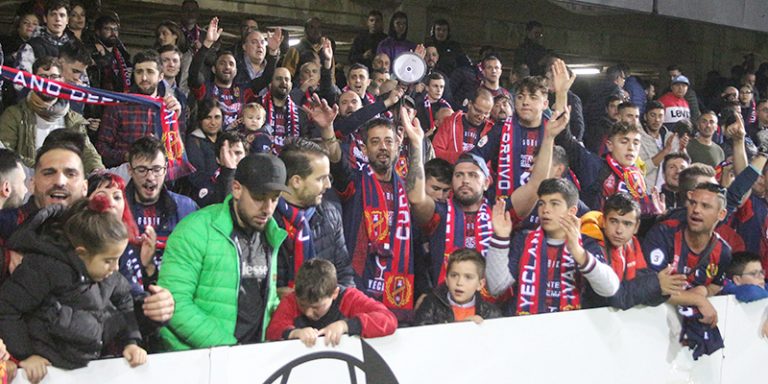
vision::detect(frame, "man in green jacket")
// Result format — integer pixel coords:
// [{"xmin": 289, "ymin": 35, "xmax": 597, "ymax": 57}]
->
[
  {"xmin": 158, "ymin": 153, "xmax": 288, "ymax": 350},
  {"xmin": 0, "ymin": 56, "xmax": 103, "ymax": 173}
]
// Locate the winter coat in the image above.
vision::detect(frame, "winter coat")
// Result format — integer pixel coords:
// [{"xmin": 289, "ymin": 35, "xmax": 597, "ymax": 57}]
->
[
  {"xmin": 0, "ymin": 205, "xmax": 140, "ymax": 369},
  {"xmin": 414, "ymin": 284, "xmax": 501, "ymax": 325},
  {"xmin": 158, "ymin": 195, "xmax": 286, "ymax": 350}
]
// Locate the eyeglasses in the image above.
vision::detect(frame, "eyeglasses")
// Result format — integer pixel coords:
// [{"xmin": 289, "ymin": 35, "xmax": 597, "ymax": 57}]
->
[
  {"xmin": 131, "ymin": 165, "xmax": 167, "ymax": 176},
  {"xmin": 37, "ymin": 74, "xmax": 62, "ymax": 80},
  {"xmin": 736, "ymin": 270, "xmax": 766, "ymax": 278},
  {"xmin": 742, "ymin": 91, "xmax": 753, "ymax": 94}
]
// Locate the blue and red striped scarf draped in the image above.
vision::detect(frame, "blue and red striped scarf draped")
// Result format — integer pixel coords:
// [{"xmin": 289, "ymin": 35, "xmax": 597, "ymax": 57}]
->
[
  {"xmin": 516, "ymin": 227, "xmax": 582, "ymax": 315},
  {"xmin": 497, "ymin": 115, "xmax": 546, "ymax": 198},
  {"xmin": 604, "ymin": 153, "xmax": 652, "ymax": 211},
  {"xmin": 275, "ymin": 197, "xmax": 316, "ymax": 288},
  {"xmin": 1, "ymin": 65, "xmax": 194, "ymax": 180},
  {"xmin": 439, "ymin": 198, "xmax": 493, "ymax": 285},
  {"xmin": 360, "ymin": 164, "xmax": 413, "ymax": 310}
]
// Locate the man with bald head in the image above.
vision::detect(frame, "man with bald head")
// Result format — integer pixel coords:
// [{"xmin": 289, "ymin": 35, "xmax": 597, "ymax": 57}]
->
[
  {"xmin": 260, "ymin": 67, "xmax": 302, "ymax": 152},
  {"xmin": 234, "ymin": 28, "xmax": 281, "ymax": 86},
  {"xmin": 433, "ymin": 88, "xmax": 495, "ymax": 163}
]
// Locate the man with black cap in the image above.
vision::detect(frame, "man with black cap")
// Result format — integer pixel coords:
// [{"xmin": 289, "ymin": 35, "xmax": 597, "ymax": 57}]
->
[{"xmin": 158, "ymin": 152, "xmax": 289, "ymax": 350}]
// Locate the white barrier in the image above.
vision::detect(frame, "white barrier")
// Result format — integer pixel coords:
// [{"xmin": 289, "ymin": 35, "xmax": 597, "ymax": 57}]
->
[{"xmin": 11, "ymin": 295, "xmax": 768, "ymax": 384}]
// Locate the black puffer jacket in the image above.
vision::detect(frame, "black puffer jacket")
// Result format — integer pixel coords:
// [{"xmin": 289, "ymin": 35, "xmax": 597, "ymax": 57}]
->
[
  {"xmin": 275, "ymin": 199, "xmax": 354, "ymax": 287},
  {"xmin": 0, "ymin": 205, "xmax": 141, "ymax": 369},
  {"xmin": 415, "ymin": 284, "xmax": 502, "ymax": 325}
]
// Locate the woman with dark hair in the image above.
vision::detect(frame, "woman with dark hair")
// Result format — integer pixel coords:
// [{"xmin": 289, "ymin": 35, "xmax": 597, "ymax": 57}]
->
[
  {"xmin": 155, "ymin": 20, "xmax": 193, "ymax": 95},
  {"xmin": 376, "ymin": 11, "xmax": 416, "ymax": 72},
  {"xmin": 185, "ymin": 98, "xmax": 223, "ymax": 197},
  {"xmin": 67, "ymin": 1, "xmax": 88, "ymax": 41}
]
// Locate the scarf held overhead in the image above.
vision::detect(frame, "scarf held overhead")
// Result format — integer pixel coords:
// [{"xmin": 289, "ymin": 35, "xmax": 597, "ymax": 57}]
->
[{"xmin": 1, "ymin": 65, "xmax": 194, "ymax": 180}]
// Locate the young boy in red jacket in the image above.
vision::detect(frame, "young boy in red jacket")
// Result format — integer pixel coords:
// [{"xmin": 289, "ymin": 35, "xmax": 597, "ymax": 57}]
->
[{"xmin": 266, "ymin": 259, "xmax": 398, "ymax": 346}]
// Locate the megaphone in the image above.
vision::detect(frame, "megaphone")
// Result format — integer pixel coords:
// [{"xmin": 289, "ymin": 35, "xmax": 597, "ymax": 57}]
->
[{"xmin": 392, "ymin": 52, "xmax": 427, "ymax": 85}]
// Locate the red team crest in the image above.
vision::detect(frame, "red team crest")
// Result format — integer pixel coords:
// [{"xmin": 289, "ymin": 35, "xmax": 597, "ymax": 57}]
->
[
  {"xmin": 383, "ymin": 272, "xmax": 413, "ymax": 309},
  {"xmin": 365, "ymin": 208, "xmax": 390, "ymax": 243}
]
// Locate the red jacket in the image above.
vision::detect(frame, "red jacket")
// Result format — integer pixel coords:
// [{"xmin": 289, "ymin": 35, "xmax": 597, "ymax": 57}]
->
[
  {"xmin": 432, "ymin": 110, "xmax": 494, "ymax": 164},
  {"xmin": 266, "ymin": 287, "xmax": 398, "ymax": 341}
]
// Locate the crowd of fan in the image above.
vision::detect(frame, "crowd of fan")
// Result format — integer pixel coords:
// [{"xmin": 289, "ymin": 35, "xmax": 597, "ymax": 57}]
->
[{"xmin": 0, "ymin": 0, "xmax": 767, "ymax": 382}]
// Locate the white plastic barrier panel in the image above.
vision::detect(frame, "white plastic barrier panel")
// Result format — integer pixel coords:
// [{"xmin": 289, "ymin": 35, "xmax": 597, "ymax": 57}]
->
[{"xmin": 10, "ymin": 296, "xmax": 768, "ymax": 384}]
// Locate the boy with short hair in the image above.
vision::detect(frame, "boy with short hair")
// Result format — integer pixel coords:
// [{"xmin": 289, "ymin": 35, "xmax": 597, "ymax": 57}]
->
[
  {"xmin": 266, "ymin": 259, "xmax": 397, "ymax": 347},
  {"xmin": 721, "ymin": 251, "xmax": 768, "ymax": 302},
  {"xmin": 556, "ymin": 120, "xmax": 661, "ymax": 214},
  {"xmin": 485, "ymin": 178, "xmax": 620, "ymax": 315},
  {"xmin": 415, "ymin": 249, "xmax": 501, "ymax": 325},
  {"xmin": 580, "ymin": 193, "xmax": 686, "ymax": 309}
]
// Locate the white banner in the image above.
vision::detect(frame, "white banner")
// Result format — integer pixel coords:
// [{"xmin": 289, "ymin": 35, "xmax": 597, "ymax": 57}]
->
[{"xmin": 11, "ymin": 296, "xmax": 768, "ymax": 384}]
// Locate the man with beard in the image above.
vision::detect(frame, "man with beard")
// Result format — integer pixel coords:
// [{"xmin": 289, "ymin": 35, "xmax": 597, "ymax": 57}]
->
[
  {"xmin": 349, "ymin": 11, "xmax": 387, "ymax": 70},
  {"xmin": 16, "ymin": 0, "xmax": 72, "ymax": 75},
  {"xmin": 0, "ymin": 150, "xmax": 27, "ymax": 211},
  {"xmin": 274, "ymin": 137, "xmax": 354, "ymax": 293},
  {"xmin": 158, "ymin": 153, "xmax": 288, "ymax": 349},
  {"xmin": 333, "ymin": 90, "xmax": 402, "ymax": 169},
  {"xmin": 0, "ymin": 56, "xmax": 103, "ymax": 173},
  {"xmin": 490, "ymin": 94, "xmax": 512, "ymax": 123},
  {"xmin": 317, "ymin": 102, "xmax": 419, "ymax": 320},
  {"xmin": 409, "ymin": 104, "xmax": 566, "ymax": 296},
  {"xmin": 433, "ymin": 89, "xmax": 494, "ymax": 164},
  {"xmin": 189, "ymin": 17, "xmax": 278, "ymax": 130},
  {"xmin": 125, "ymin": 137, "xmax": 198, "ymax": 268},
  {"xmin": 260, "ymin": 67, "xmax": 302, "ymax": 152},
  {"xmin": 96, "ymin": 50, "xmax": 183, "ymax": 168},
  {"xmin": 89, "ymin": 13, "xmax": 133, "ymax": 93}
]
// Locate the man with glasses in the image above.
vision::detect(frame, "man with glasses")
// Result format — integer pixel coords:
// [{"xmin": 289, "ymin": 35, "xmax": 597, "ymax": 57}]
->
[
  {"xmin": 0, "ymin": 56, "xmax": 103, "ymax": 173},
  {"xmin": 433, "ymin": 88, "xmax": 494, "ymax": 164},
  {"xmin": 273, "ymin": 137, "xmax": 354, "ymax": 296},
  {"xmin": 747, "ymin": 99, "xmax": 768, "ymax": 148},
  {"xmin": 126, "ymin": 137, "xmax": 198, "ymax": 275}
]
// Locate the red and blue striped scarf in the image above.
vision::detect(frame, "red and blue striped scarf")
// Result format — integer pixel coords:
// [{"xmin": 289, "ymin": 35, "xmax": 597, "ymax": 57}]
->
[
  {"xmin": 275, "ymin": 197, "xmax": 316, "ymax": 288},
  {"xmin": 497, "ymin": 115, "xmax": 545, "ymax": 198},
  {"xmin": 361, "ymin": 165, "xmax": 413, "ymax": 310},
  {"xmin": 263, "ymin": 91, "xmax": 300, "ymax": 150},
  {"xmin": 439, "ymin": 198, "xmax": 493, "ymax": 284},
  {"xmin": 517, "ymin": 227, "xmax": 582, "ymax": 315},
  {"xmin": 1, "ymin": 65, "xmax": 194, "ymax": 180}
]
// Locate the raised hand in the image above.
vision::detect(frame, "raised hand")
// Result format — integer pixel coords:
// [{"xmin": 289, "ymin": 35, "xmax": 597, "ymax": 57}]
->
[
  {"xmin": 300, "ymin": 93, "xmax": 338, "ymax": 132},
  {"xmin": 491, "ymin": 198, "xmax": 513, "ymax": 238},
  {"xmin": 559, "ymin": 213, "xmax": 587, "ymax": 266},
  {"xmin": 650, "ymin": 186, "xmax": 666, "ymax": 215},
  {"xmin": 727, "ymin": 112, "xmax": 746, "ymax": 141},
  {"xmin": 400, "ymin": 106, "xmax": 423, "ymax": 144},
  {"xmin": 414, "ymin": 44, "xmax": 426, "ymax": 59},
  {"xmin": 219, "ymin": 140, "xmax": 240, "ymax": 169},
  {"xmin": 550, "ymin": 58, "xmax": 576, "ymax": 94},
  {"xmin": 320, "ymin": 37, "xmax": 333, "ymax": 63},
  {"xmin": 267, "ymin": 27, "xmax": 282, "ymax": 55},
  {"xmin": 19, "ymin": 355, "xmax": 50, "ymax": 384},
  {"xmin": 203, "ymin": 17, "xmax": 223, "ymax": 48}
]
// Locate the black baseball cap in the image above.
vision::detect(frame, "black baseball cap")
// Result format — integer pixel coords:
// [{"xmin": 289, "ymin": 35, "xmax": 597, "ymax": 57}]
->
[{"xmin": 235, "ymin": 153, "xmax": 289, "ymax": 195}]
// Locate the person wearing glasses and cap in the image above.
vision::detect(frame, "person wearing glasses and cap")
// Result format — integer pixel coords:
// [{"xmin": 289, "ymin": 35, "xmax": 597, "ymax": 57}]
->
[{"xmin": 158, "ymin": 152, "xmax": 289, "ymax": 350}]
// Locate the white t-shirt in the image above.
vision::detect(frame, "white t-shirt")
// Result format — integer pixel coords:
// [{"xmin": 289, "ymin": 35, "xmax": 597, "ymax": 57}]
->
[{"xmin": 34, "ymin": 115, "xmax": 66, "ymax": 149}]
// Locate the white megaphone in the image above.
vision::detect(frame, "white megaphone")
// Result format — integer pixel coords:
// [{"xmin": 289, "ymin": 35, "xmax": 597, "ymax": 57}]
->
[{"xmin": 392, "ymin": 52, "xmax": 427, "ymax": 85}]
